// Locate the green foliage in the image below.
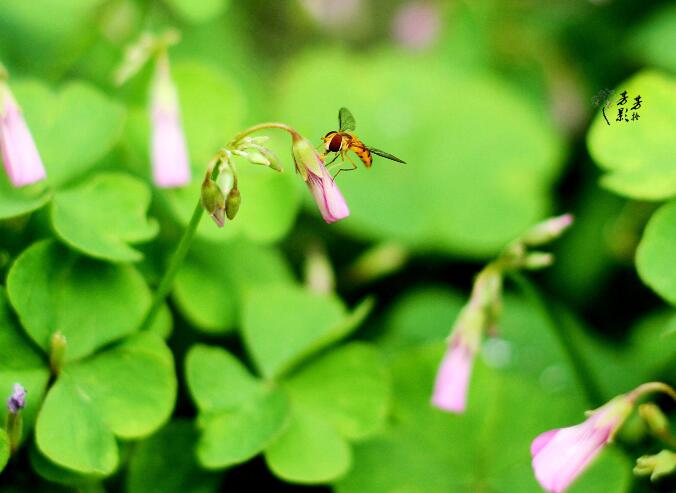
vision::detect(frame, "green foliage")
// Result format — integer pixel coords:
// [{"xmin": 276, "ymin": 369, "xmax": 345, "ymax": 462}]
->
[
  {"xmin": 276, "ymin": 50, "xmax": 564, "ymax": 257},
  {"xmin": 127, "ymin": 420, "xmax": 221, "ymax": 493},
  {"xmin": 2, "ymin": 1, "xmax": 676, "ymax": 491},
  {"xmin": 186, "ymin": 328, "xmax": 391, "ymax": 483},
  {"xmin": 0, "ymin": 430, "xmax": 8, "ymax": 473},
  {"xmin": 587, "ymin": 70, "xmax": 676, "ymax": 200},
  {"xmin": 14, "ymin": 80, "xmax": 126, "ymax": 188},
  {"xmin": 165, "ymin": 0, "xmax": 230, "ymax": 25},
  {"xmin": 7, "ymin": 240, "xmax": 151, "ymax": 361},
  {"xmin": 172, "ymin": 239, "xmax": 293, "ymax": 334},
  {"xmin": 242, "ymin": 284, "xmax": 373, "ymax": 379},
  {"xmin": 336, "ymin": 290, "xmax": 636, "ymax": 493},
  {"xmin": 636, "ymin": 201, "xmax": 676, "ymax": 305},
  {"xmin": 35, "ymin": 333, "xmax": 176, "ymax": 475},
  {"xmin": 51, "ymin": 173, "xmax": 159, "ymax": 262}
]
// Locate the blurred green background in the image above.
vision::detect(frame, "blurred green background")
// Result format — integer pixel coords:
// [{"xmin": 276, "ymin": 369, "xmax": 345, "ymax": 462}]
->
[{"xmin": 1, "ymin": 0, "xmax": 675, "ymax": 492}]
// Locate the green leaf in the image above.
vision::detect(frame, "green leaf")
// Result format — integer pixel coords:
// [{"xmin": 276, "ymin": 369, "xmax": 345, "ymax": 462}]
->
[
  {"xmin": 265, "ymin": 407, "xmax": 352, "ymax": 484},
  {"xmin": 283, "ymin": 343, "xmax": 390, "ymax": 440},
  {"xmin": 173, "ymin": 239, "xmax": 293, "ymax": 334},
  {"xmin": 0, "ymin": 289, "xmax": 51, "ymax": 435},
  {"xmin": 276, "ymin": 50, "xmax": 563, "ymax": 257},
  {"xmin": 336, "ymin": 344, "xmax": 631, "ymax": 493},
  {"xmin": 0, "ymin": 429, "xmax": 9, "ymax": 473},
  {"xmin": 378, "ymin": 286, "xmax": 465, "ymax": 351},
  {"xmin": 0, "ymin": 1, "xmax": 103, "ymax": 75},
  {"xmin": 7, "ymin": 240, "xmax": 151, "ymax": 361},
  {"xmin": 66, "ymin": 333, "xmax": 176, "ymax": 439},
  {"xmin": 587, "ymin": 70, "xmax": 676, "ymax": 200},
  {"xmin": 174, "ymin": 60, "xmax": 244, "ymax": 169},
  {"xmin": 0, "ymin": 178, "xmax": 50, "ymax": 220},
  {"xmin": 185, "ymin": 345, "xmax": 261, "ymax": 412},
  {"xmin": 629, "ymin": 4, "xmax": 676, "ymax": 73},
  {"xmin": 127, "ymin": 420, "xmax": 221, "ymax": 493},
  {"xmin": 29, "ymin": 444, "xmax": 104, "ymax": 487},
  {"xmin": 242, "ymin": 284, "xmax": 371, "ymax": 379},
  {"xmin": 198, "ymin": 387, "xmax": 289, "ymax": 469},
  {"xmin": 165, "ymin": 0, "xmax": 229, "ymax": 24},
  {"xmin": 35, "ymin": 334, "xmax": 176, "ymax": 475},
  {"xmin": 12, "ymin": 80, "xmax": 126, "ymax": 187},
  {"xmin": 185, "ymin": 345, "xmax": 290, "ymax": 469},
  {"xmin": 51, "ymin": 173, "xmax": 159, "ymax": 262},
  {"xmin": 636, "ymin": 201, "xmax": 676, "ymax": 305},
  {"xmin": 35, "ymin": 372, "xmax": 118, "ymax": 475}
]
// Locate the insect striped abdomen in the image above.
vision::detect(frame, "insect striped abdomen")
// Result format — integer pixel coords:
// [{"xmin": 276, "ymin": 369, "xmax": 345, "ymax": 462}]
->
[{"xmin": 351, "ymin": 139, "xmax": 372, "ymax": 167}]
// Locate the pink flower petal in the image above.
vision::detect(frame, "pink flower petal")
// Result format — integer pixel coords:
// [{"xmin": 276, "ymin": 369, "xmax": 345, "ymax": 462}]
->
[
  {"xmin": 0, "ymin": 94, "xmax": 46, "ymax": 187},
  {"xmin": 431, "ymin": 341, "xmax": 474, "ymax": 413},
  {"xmin": 306, "ymin": 164, "xmax": 350, "ymax": 224}
]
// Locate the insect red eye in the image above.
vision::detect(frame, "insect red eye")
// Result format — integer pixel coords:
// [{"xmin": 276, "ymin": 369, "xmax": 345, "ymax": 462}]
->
[{"xmin": 329, "ymin": 134, "xmax": 342, "ymax": 152}]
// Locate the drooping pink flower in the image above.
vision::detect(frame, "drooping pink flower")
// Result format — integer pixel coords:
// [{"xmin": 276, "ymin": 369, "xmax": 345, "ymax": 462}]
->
[
  {"xmin": 292, "ymin": 134, "xmax": 349, "ymax": 224},
  {"xmin": 431, "ymin": 337, "xmax": 475, "ymax": 412},
  {"xmin": 306, "ymin": 164, "xmax": 350, "ymax": 224},
  {"xmin": 150, "ymin": 54, "xmax": 190, "ymax": 188},
  {"xmin": 531, "ymin": 395, "xmax": 633, "ymax": 493},
  {"xmin": 0, "ymin": 85, "xmax": 46, "ymax": 187}
]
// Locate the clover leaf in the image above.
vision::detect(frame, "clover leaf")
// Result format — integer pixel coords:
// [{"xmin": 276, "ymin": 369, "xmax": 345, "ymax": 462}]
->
[
  {"xmin": 127, "ymin": 420, "xmax": 222, "ymax": 493},
  {"xmin": 186, "ymin": 285, "xmax": 389, "ymax": 484},
  {"xmin": 51, "ymin": 173, "xmax": 159, "ymax": 263},
  {"xmin": 242, "ymin": 284, "xmax": 373, "ymax": 379},
  {"xmin": 2, "ymin": 241, "xmax": 177, "ymax": 476},
  {"xmin": 12, "ymin": 79, "xmax": 126, "ymax": 188},
  {"xmin": 7, "ymin": 240, "xmax": 152, "ymax": 361},
  {"xmin": 587, "ymin": 70, "xmax": 676, "ymax": 200},
  {"xmin": 173, "ymin": 239, "xmax": 293, "ymax": 334},
  {"xmin": 636, "ymin": 200, "xmax": 676, "ymax": 305}
]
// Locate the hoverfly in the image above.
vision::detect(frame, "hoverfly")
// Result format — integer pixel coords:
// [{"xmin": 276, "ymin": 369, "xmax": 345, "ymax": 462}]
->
[{"xmin": 322, "ymin": 107, "xmax": 406, "ymax": 177}]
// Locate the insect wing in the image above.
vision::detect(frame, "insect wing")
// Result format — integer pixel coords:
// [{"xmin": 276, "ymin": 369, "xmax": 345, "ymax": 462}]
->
[
  {"xmin": 367, "ymin": 146, "xmax": 406, "ymax": 164},
  {"xmin": 338, "ymin": 107, "xmax": 356, "ymax": 132}
]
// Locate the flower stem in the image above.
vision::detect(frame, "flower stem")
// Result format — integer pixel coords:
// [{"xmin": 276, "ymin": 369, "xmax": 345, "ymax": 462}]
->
[
  {"xmin": 508, "ymin": 272, "xmax": 605, "ymax": 407},
  {"xmin": 228, "ymin": 122, "xmax": 298, "ymax": 147},
  {"xmin": 138, "ymin": 199, "xmax": 203, "ymax": 331}
]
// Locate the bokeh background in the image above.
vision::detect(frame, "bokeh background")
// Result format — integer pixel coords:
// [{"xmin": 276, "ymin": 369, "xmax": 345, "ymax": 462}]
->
[{"xmin": 0, "ymin": 0, "xmax": 675, "ymax": 492}]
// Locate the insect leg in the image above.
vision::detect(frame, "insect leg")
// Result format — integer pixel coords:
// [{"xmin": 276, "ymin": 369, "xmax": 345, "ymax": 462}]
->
[{"xmin": 333, "ymin": 153, "xmax": 358, "ymax": 179}]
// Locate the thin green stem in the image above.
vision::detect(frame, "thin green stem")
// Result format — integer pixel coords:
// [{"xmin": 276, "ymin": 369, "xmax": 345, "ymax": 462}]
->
[
  {"xmin": 508, "ymin": 271, "xmax": 605, "ymax": 407},
  {"xmin": 228, "ymin": 122, "xmax": 298, "ymax": 147},
  {"xmin": 138, "ymin": 199, "xmax": 203, "ymax": 331}
]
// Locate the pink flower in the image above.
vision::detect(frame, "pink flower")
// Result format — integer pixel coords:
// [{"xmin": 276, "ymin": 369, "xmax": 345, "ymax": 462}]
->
[
  {"xmin": 0, "ymin": 85, "xmax": 46, "ymax": 187},
  {"xmin": 431, "ymin": 338, "xmax": 475, "ymax": 413},
  {"xmin": 306, "ymin": 164, "xmax": 350, "ymax": 224},
  {"xmin": 150, "ymin": 55, "xmax": 190, "ymax": 188},
  {"xmin": 531, "ymin": 396, "xmax": 633, "ymax": 493},
  {"xmin": 292, "ymin": 134, "xmax": 349, "ymax": 224}
]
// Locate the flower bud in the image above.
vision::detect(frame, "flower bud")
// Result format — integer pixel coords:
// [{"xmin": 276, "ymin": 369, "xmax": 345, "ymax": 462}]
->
[
  {"xmin": 639, "ymin": 403, "xmax": 670, "ymax": 438},
  {"xmin": 50, "ymin": 331, "xmax": 67, "ymax": 375},
  {"xmin": 634, "ymin": 450, "xmax": 676, "ymax": 481},
  {"xmin": 291, "ymin": 133, "xmax": 323, "ymax": 182},
  {"xmin": 291, "ymin": 133, "xmax": 349, "ymax": 223},
  {"xmin": 200, "ymin": 173, "xmax": 226, "ymax": 228},
  {"xmin": 6, "ymin": 383, "xmax": 26, "ymax": 415},
  {"xmin": 521, "ymin": 213, "xmax": 574, "ymax": 247},
  {"xmin": 0, "ymin": 82, "xmax": 47, "ymax": 188},
  {"xmin": 522, "ymin": 252, "xmax": 555, "ymax": 270},
  {"xmin": 225, "ymin": 188, "xmax": 241, "ymax": 220},
  {"xmin": 150, "ymin": 53, "xmax": 191, "ymax": 188}
]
